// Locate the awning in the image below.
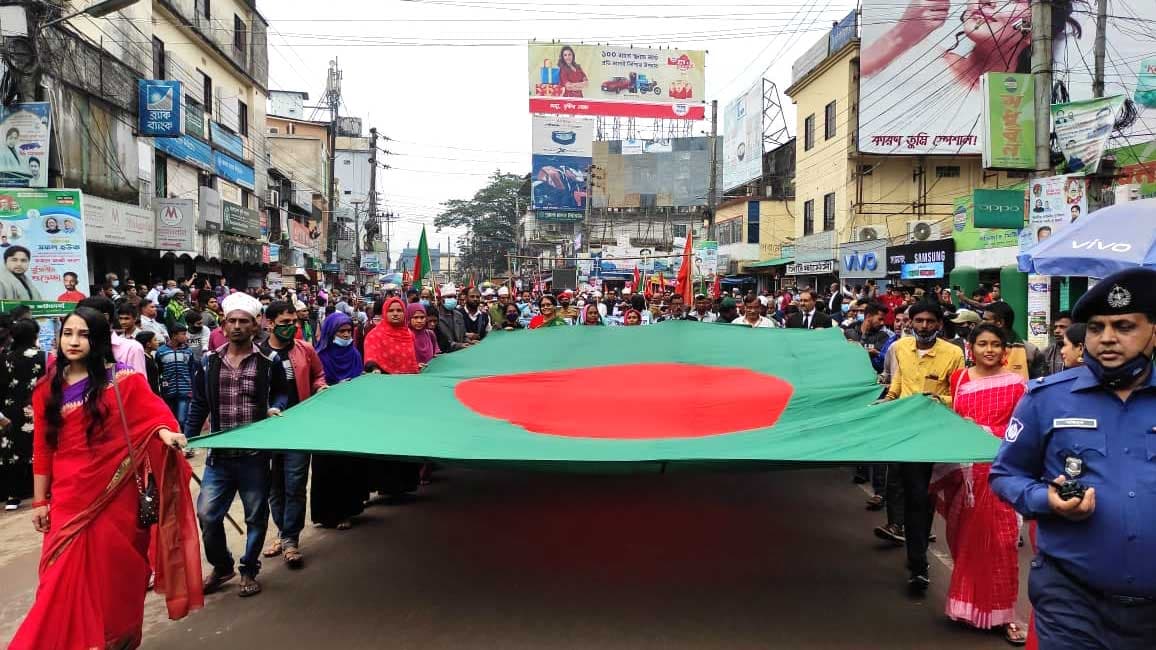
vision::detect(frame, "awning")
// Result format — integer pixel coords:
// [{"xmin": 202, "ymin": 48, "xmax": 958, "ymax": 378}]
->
[{"xmin": 745, "ymin": 257, "xmax": 793, "ymax": 269}]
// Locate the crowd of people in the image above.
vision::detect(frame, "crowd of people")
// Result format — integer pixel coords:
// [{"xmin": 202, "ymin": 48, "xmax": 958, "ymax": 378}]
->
[{"xmin": 0, "ymin": 265, "xmax": 1153, "ymax": 649}]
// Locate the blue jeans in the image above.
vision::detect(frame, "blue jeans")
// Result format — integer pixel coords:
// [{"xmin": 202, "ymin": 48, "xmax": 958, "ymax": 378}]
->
[
  {"xmin": 165, "ymin": 396, "xmax": 191, "ymax": 433},
  {"xmin": 269, "ymin": 452, "xmax": 311, "ymax": 547},
  {"xmin": 197, "ymin": 453, "xmax": 271, "ymax": 578}
]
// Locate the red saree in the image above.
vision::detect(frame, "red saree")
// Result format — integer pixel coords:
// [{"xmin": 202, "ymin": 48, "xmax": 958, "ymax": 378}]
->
[
  {"xmin": 9, "ymin": 367, "xmax": 203, "ymax": 650},
  {"xmin": 930, "ymin": 369, "xmax": 1026, "ymax": 629}
]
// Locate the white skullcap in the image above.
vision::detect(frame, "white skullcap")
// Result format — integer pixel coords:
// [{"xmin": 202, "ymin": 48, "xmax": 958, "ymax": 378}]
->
[
  {"xmin": 294, "ymin": 300, "xmax": 308, "ymax": 311},
  {"xmin": 222, "ymin": 292, "xmax": 262, "ymax": 319},
  {"xmin": 497, "ymin": 286, "xmax": 510, "ymax": 296}
]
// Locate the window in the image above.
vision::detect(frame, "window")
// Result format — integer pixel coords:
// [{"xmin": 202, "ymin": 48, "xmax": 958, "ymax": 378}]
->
[
  {"xmin": 237, "ymin": 100, "xmax": 249, "ymax": 136},
  {"xmin": 154, "ymin": 152, "xmax": 167, "ymax": 198},
  {"xmin": 746, "ymin": 201, "xmax": 760, "ymax": 244},
  {"xmin": 233, "ymin": 15, "xmax": 247, "ymax": 53},
  {"xmin": 824, "ymin": 101, "xmax": 836, "ymax": 140},
  {"xmin": 152, "ymin": 37, "xmax": 166, "ymax": 79},
  {"xmin": 202, "ymin": 72, "xmax": 212, "ymax": 114},
  {"xmin": 935, "ymin": 165, "xmax": 961, "ymax": 178},
  {"xmin": 241, "ymin": 189, "xmax": 251, "ymax": 209},
  {"xmin": 268, "ymin": 127, "xmax": 278, "ymax": 134},
  {"xmin": 803, "ymin": 200, "xmax": 814, "ymax": 236},
  {"xmin": 672, "ymin": 224, "xmax": 688, "ymax": 238},
  {"xmin": 823, "ymin": 192, "xmax": 836, "ymax": 231},
  {"xmin": 804, "ymin": 114, "xmax": 815, "ymax": 151}
]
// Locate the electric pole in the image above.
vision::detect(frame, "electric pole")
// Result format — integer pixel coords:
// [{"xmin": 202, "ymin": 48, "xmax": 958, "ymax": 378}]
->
[
  {"xmin": 323, "ymin": 59, "xmax": 342, "ymax": 268},
  {"xmin": 707, "ymin": 99, "xmax": 719, "ymax": 240},
  {"xmin": 1030, "ymin": 1, "xmax": 1053, "ymax": 172},
  {"xmin": 1092, "ymin": 0, "xmax": 1108, "ymax": 98},
  {"xmin": 368, "ymin": 127, "xmax": 378, "ymax": 288}
]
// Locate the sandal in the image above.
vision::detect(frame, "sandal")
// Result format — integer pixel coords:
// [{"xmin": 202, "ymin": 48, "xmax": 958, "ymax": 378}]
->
[
  {"xmin": 1004, "ymin": 623, "xmax": 1027, "ymax": 646},
  {"xmin": 238, "ymin": 576, "xmax": 262, "ymax": 598},
  {"xmin": 202, "ymin": 569, "xmax": 236, "ymax": 595},
  {"xmin": 283, "ymin": 547, "xmax": 304, "ymax": 570},
  {"xmin": 262, "ymin": 539, "xmax": 283, "ymax": 558},
  {"xmin": 865, "ymin": 494, "xmax": 884, "ymax": 510}
]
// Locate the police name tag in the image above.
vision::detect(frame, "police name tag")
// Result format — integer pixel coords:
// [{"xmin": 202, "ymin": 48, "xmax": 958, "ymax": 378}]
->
[{"xmin": 1052, "ymin": 418, "xmax": 1098, "ymax": 429}]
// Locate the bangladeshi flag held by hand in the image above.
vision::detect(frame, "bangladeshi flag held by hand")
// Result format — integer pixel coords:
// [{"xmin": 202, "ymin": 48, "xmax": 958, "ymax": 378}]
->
[
  {"xmin": 191, "ymin": 323, "xmax": 999, "ymax": 470},
  {"xmin": 412, "ymin": 226, "xmax": 432, "ymax": 286}
]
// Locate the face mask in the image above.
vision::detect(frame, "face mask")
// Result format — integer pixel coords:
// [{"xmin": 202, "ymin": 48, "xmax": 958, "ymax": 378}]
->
[
  {"xmin": 1083, "ymin": 349, "xmax": 1154, "ymax": 389},
  {"xmin": 420, "ymin": 299, "xmax": 431, "ymax": 308},
  {"xmin": 841, "ymin": 304, "xmax": 850, "ymax": 313},
  {"xmin": 957, "ymin": 326, "xmax": 973, "ymax": 340},
  {"xmin": 914, "ymin": 330, "xmax": 939, "ymax": 346},
  {"xmin": 273, "ymin": 324, "xmax": 297, "ymax": 341},
  {"xmin": 443, "ymin": 298, "xmax": 458, "ymax": 310},
  {"xmin": 856, "ymin": 313, "xmax": 865, "ymax": 322},
  {"xmin": 112, "ymin": 280, "xmax": 120, "ymax": 288},
  {"xmin": 333, "ymin": 336, "xmax": 353, "ymax": 347}
]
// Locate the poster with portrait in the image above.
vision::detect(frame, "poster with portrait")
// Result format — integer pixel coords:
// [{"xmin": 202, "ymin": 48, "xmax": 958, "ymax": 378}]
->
[
  {"xmin": 859, "ymin": 0, "xmax": 1154, "ymax": 155},
  {"xmin": 0, "ymin": 189, "xmax": 88, "ymax": 317},
  {"xmin": 1018, "ymin": 175, "xmax": 1087, "ymax": 256},
  {"xmin": 0, "ymin": 103, "xmax": 50, "ymax": 188}
]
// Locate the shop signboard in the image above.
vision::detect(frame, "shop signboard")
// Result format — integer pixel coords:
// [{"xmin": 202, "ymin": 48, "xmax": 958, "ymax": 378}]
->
[
  {"xmin": 137, "ymin": 80, "xmax": 183, "ymax": 138},
  {"xmin": 723, "ymin": 79, "xmax": 763, "ymax": 191},
  {"xmin": 210, "ymin": 121, "xmax": 246, "ymax": 160},
  {"xmin": 0, "ymin": 102, "xmax": 50, "ymax": 188},
  {"xmin": 839, "ymin": 239, "xmax": 887, "ymax": 279},
  {"xmin": 786, "ymin": 260, "xmax": 835, "ymax": 276},
  {"xmin": 155, "ymin": 198, "xmax": 196, "ymax": 251},
  {"xmin": 213, "ymin": 151, "xmax": 255, "ymax": 190},
  {"xmin": 0, "ymin": 188, "xmax": 88, "ymax": 316},
  {"xmin": 973, "ymin": 188, "xmax": 1026, "ymax": 229},
  {"xmin": 219, "ymin": 235, "xmax": 263, "ymax": 264},
  {"xmin": 198, "ymin": 186, "xmax": 221, "ymax": 232},
  {"xmin": 981, "ymin": 73, "xmax": 1035, "ymax": 171},
  {"xmin": 1137, "ymin": 57, "xmax": 1156, "ymax": 108},
  {"xmin": 952, "ymin": 193, "xmax": 1022, "ymax": 252},
  {"xmin": 154, "ymin": 132, "xmax": 213, "ymax": 172},
  {"xmin": 886, "ymin": 238, "xmax": 955, "ymax": 279},
  {"xmin": 794, "ymin": 230, "xmax": 836, "ymax": 264},
  {"xmin": 222, "ymin": 201, "xmax": 260, "ymax": 239},
  {"xmin": 84, "ymin": 195, "xmax": 155, "ymax": 248},
  {"xmin": 528, "ymin": 42, "xmax": 706, "ymax": 120},
  {"xmin": 289, "ymin": 219, "xmax": 318, "ymax": 255},
  {"xmin": 184, "ymin": 100, "xmax": 205, "ymax": 140}
]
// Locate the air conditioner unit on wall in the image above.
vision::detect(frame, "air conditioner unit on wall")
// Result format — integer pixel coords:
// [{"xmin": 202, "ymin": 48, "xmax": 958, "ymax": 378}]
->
[
  {"xmin": 266, "ymin": 189, "xmax": 279, "ymax": 205},
  {"xmin": 906, "ymin": 220, "xmax": 939, "ymax": 242},
  {"xmin": 856, "ymin": 225, "xmax": 887, "ymax": 241}
]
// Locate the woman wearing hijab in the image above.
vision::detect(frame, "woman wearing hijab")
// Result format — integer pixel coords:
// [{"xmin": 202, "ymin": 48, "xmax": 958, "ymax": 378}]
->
[
  {"xmin": 309, "ymin": 313, "xmax": 368, "ymax": 530},
  {"xmin": 622, "ymin": 309, "xmax": 643, "ymax": 326},
  {"xmin": 362, "ymin": 297, "xmax": 422, "ymax": 498},
  {"xmin": 500, "ymin": 303, "xmax": 524, "ymax": 331},
  {"xmin": 406, "ymin": 302, "xmax": 439, "ymax": 368},
  {"xmin": 579, "ymin": 303, "xmax": 604, "ymax": 326}
]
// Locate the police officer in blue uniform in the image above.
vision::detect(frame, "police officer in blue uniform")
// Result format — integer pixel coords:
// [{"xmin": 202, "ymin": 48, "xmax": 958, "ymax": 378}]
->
[{"xmin": 991, "ymin": 267, "xmax": 1156, "ymax": 649}]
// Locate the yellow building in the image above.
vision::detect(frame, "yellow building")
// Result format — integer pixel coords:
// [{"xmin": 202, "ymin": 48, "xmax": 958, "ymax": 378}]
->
[{"xmin": 714, "ymin": 198, "xmax": 793, "ymax": 275}]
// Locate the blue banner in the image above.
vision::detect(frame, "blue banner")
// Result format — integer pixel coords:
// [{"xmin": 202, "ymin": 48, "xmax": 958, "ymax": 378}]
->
[
  {"xmin": 210, "ymin": 121, "xmax": 246, "ymax": 160},
  {"xmin": 138, "ymin": 80, "xmax": 183, "ymax": 138},
  {"xmin": 900, "ymin": 262, "xmax": 945, "ymax": 280},
  {"xmin": 155, "ymin": 133, "xmax": 212, "ymax": 171},
  {"xmin": 213, "ymin": 151, "xmax": 255, "ymax": 190}
]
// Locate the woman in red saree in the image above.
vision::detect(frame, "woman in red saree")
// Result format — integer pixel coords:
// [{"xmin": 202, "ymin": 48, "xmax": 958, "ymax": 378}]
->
[
  {"xmin": 10, "ymin": 307, "xmax": 203, "ymax": 650},
  {"xmin": 930, "ymin": 323, "xmax": 1027, "ymax": 645}
]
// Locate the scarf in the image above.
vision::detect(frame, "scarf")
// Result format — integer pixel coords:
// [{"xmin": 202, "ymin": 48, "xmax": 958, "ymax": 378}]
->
[
  {"xmin": 407, "ymin": 302, "xmax": 438, "ymax": 365},
  {"xmin": 623, "ymin": 309, "xmax": 642, "ymax": 326},
  {"xmin": 581, "ymin": 305, "xmax": 604, "ymax": 326},
  {"xmin": 363, "ymin": 297, "xmax": 419, "ymax": 374},
  {"xmin": 316, "ymin": 312, "xmax": 363, "ymax": 384}
]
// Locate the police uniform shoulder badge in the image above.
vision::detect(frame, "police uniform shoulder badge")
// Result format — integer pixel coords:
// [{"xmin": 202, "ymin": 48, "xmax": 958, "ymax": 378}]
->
[
  {"xmin": 1005, "ymin": 417, "xmax": 1024, "ymax": 443},
  {"xmin": 1107, "ymin": 284, "xmax": 1132, "ymax": 309}
]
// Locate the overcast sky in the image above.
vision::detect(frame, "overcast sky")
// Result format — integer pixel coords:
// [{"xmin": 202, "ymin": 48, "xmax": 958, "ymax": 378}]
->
[{"xmin": 260, "ymin": 0, "xmax": 858, "ymax": 264}]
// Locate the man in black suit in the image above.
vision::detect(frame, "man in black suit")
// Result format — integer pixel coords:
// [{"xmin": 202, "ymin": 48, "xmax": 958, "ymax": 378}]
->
[
  {"xmin": 785, "ymin": 290, "xmax": 833, "ymax": 329},
  {"xmin": 824, "ymin": 282, "xmax": 847, "ymax": 315}
]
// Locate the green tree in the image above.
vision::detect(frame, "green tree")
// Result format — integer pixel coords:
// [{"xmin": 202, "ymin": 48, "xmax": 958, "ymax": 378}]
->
[{"xmin": 434, "ymin": 171, "xmax": 523, "ymax": 277}]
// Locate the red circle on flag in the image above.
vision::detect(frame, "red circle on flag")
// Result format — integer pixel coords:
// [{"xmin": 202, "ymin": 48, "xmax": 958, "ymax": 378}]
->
[{"xmin": 455, "ymin": 363, "xmax": 793, "ymax": 439}]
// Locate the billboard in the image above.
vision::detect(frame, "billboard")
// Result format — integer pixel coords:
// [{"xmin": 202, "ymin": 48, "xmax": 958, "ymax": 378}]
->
[
  {"xmin": 839, "ymin": 239, "xmax": 887, "ymax": 279},
  {"xmin": 859, "ymin": 0, "xmax": 1155, "ymax": 155},
  {"xmin": 531, "ymin": 115, "xmax": 593, "ymax": 157},
  {"xmin": 591, "ymin": 137, "xmax": 721, "ymax": 208},
  {"xmin": 0, "ymin": 102, "xmax": 50, "ymax": 188},
  {"xmin": 528, "ymin": 43, "xmax": 706, "ymax": 120},
  {"xmin": 531, "ymin": 154, "xmax": 590, "ymax": 212},
  {"xmin": 723, "ymin": 80, "xmax": 763, "ymax": 191},
  {"xmin": 0, "ymin": 189, "xmax": 88, "ymax": 315}
]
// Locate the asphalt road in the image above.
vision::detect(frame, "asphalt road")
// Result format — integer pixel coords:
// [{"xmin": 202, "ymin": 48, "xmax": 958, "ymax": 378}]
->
[{"xmin": 1, "ymin": 466, "xmax": 1032, "ymax": 649}]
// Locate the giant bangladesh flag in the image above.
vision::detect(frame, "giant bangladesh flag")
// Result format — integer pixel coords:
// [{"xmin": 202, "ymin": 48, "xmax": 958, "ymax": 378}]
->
[{"xmin": 191, "ymin": 323, "xmax": 1000, "ymax": 470}]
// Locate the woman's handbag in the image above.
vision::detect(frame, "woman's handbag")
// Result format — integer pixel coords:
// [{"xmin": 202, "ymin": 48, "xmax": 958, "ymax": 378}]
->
[{"xmin": 112, "ymin": 374, "xmax": 159, "ymax": 528}]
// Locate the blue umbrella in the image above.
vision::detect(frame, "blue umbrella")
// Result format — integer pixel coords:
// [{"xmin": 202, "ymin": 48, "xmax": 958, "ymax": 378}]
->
[{"xmin": 1018, "ymin": 198, "xmax": 1156, "ymax": 278}]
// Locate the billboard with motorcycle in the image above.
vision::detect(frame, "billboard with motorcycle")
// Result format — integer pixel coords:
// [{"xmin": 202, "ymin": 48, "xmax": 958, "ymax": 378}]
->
[{"xmin": 528, "ymin": 43, "xmax": 706, "ymax": 120}]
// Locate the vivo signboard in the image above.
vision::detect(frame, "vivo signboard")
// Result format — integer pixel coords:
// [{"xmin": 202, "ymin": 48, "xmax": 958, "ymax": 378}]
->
[{"xmin": 839, "ymin": 238, "xmax": 887, "ymax": 279}]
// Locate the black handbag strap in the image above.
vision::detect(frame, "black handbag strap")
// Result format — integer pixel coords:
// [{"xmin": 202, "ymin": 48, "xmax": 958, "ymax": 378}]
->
[{"xmin": 111, "ymin": 370, "xmax": 147, "ymax": 497}]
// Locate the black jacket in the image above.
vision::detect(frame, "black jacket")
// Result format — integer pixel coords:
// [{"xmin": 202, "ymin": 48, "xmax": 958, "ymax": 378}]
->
[
  {"xmin": 785, "ymin": 311, "xmax": 833, "ymax": 329},
  {"xmin": 184, "ymin": 345, "xmax": 290, "ymax": 437}
]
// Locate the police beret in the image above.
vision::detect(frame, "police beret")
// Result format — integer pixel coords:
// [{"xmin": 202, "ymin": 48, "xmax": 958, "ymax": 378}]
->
[{"xmin": 1072, "ymin": 267, "xmax": 1156, "ymax": 321}]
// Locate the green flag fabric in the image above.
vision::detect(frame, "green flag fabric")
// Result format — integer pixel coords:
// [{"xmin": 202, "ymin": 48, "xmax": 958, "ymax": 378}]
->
[
  {"xmin": 190, "ymin": 322, "xmax": 1001, "ymax": 471},
  {"xmin": 413, "ymin": 226, "xmax": 432, "ymax": 285}
]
